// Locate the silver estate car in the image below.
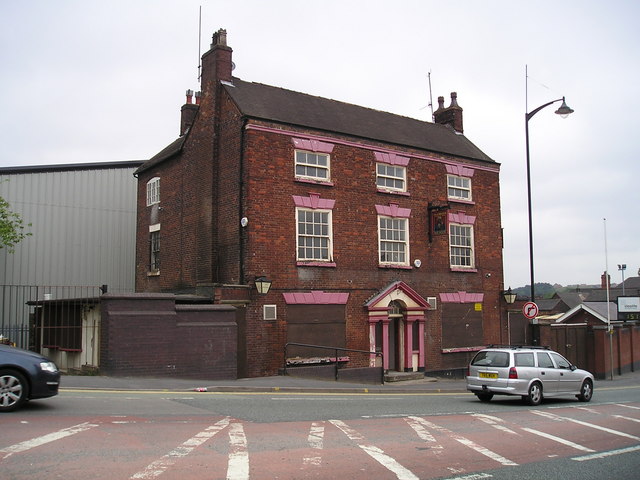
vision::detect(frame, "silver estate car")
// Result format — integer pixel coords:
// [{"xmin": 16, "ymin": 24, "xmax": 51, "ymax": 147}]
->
[{"xmin": 466, "ymin": 345, "xmax": 594, "ymax": 406}]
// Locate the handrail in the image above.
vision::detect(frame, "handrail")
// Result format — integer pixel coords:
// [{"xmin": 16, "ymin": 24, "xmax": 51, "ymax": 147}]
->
[{"xmin": 284, "ymin": 342, "xmax": 384, "ymax": 384}]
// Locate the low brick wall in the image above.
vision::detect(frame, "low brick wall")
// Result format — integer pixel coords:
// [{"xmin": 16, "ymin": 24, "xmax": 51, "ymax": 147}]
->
[{"xmin": 100, "ymin": 293, "xmax": 237, "ymax": 379}]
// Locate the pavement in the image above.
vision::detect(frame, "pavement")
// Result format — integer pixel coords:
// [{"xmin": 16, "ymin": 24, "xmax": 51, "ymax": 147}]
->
[{"xmin": 59, "ymin": 370, "xmax": 640, "ymax": 394}]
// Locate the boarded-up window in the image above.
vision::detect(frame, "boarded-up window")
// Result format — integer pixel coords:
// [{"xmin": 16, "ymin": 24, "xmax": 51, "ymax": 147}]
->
[
  {"xmin": 441, "ymin": 303, "xmax": 483, "ymax": 348},
  {"xmin": 286, "ymin": 305, "xmax": 346, "ymax": 358}
]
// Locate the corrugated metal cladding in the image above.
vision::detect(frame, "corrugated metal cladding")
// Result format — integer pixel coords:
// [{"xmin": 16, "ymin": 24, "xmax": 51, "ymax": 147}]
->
[{"xmin": 0, "ymin": 163, "xmax": 142, "ymax": 292}]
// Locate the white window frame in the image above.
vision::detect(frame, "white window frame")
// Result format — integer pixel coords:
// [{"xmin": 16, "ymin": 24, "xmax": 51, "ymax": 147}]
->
[
  {"xmin": 149, "ymin": 223, "xmax": 161, "ymax": 272},
  {"xmin": 378, "ymin": 216, "xmax": 409, "ymax": 266},
  {"xmin": 146, "ymin": 177, "xmax": 160, "ymax": 206},
  {"xmin": 295, "ymin": 150, "xmax": 330, "ymax": 182},
  {"xmin": 449, "ymin": 222, "xmax": 474, "ymax": 268},
  {"xmin": 296, "ymin": 208, "xmax": 333, "ymax": 262},
  {"xmin": 376, "ymin": 163, "xmax": 406, "ymax": 192},
  {"xmin": 447, "ymin": 174, "xmax": 472, "ymax": 201}
]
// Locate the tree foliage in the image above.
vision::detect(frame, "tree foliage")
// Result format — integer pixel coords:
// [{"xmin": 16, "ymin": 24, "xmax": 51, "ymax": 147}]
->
[{"xmin": 0, "ymin": 195, "xmax": 31, "ymax": 252}]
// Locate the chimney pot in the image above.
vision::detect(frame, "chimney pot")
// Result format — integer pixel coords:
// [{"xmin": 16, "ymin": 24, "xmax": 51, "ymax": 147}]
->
[
  {"xmin": 194, "ymin": 91, "xmax": 201, "ymax": 105},
  {"xmin": 449, "ymin": 92, "xmax": 458, "ymax": 107},
  {"xmin": 186, "ymin": 89, "xmax": 194, "ymax": 104},
  {"xmin": 433, "ymin": 91, "xmax": 464, "ymax": 134},
  {"xmin": 211, "ymin": 28, "xmax": 227, "ymax": 48}
]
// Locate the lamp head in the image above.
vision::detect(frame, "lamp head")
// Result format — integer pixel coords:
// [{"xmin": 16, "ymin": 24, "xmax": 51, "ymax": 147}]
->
[
  {"xmin": 555, "ymin": 97, "xmax": 574, "ymax": 118},
  {"xmin": 503, "ymin": 287, "xmax": 517, "ymax": 305}
]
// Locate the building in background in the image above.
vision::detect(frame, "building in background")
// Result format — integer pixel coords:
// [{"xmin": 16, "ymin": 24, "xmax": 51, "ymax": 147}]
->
[
  {"xmin": 134, "ymin": 29, "xmax": 507, "ymax": 378},
  {"xmin": 0, "ymin": 161, "xmax": 142, "ymax": 368}
]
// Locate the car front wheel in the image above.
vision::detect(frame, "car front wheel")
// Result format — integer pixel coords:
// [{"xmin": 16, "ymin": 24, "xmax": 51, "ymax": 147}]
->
[
  {"xmin": 0, "ymin": 370, "xmax": 29, "ymax": 412},
  {"xmin": 524, "ymin": 381, "xmax": 543, "ymax": 406},
  {"xmin": 577, "ymin": 379, "xmax": 593, "ymax": 402}
]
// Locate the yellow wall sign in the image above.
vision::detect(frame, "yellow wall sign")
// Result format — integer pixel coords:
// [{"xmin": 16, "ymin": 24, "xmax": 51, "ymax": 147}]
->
[{"xmin": 474, "ymin": 303, "xmax": 483, "ymax": 311}]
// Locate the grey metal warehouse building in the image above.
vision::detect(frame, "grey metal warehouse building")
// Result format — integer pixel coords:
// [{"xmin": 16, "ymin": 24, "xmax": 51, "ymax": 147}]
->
[{"xmin": 0, "ymin": 161, "xmax": 142, "ymax": 370}]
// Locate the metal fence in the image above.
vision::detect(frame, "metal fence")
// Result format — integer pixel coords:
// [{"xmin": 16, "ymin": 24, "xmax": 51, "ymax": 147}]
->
[
  {"xmin": 283, "ymin": 342, "xmax": 385, "ymax": 384},
  {"xmin": 0, "ymin": 285, "xmax": 110, "ymax": 372}
]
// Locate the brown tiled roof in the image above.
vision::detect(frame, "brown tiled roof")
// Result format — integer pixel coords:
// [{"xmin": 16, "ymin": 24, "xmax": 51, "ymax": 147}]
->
[
  {"xmin": 138, "ymin": 77, "xmax": 495, "ymax": 174},
  {"xmin": 225, "ymin": 78, "xmax": 495, "ymax": 163},
  {"xmin": 135, "ymin": 136, "xmax": 185, "ymax": 175}
]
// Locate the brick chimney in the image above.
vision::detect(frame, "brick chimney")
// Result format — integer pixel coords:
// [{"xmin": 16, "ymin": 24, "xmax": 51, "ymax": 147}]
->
[
  {"xmin": 200, "ymin": 28, "xmax": 233, "ymax": 95},
  {"xmin": 601, "ymin": 271, "xmax": 611, "ymax": 289},
  {"xmin": 433, "ymin": 92, "xmax": 464, "ymax": 134},
  {"xmin": 180, "ymin": 89, "xmax": 199, "ymax": 136}
]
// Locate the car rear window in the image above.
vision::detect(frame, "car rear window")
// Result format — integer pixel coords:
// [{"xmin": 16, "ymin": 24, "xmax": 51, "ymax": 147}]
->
[{"xmin": 471, "ymin": 351, "xmax": 509, "ymax": 367}]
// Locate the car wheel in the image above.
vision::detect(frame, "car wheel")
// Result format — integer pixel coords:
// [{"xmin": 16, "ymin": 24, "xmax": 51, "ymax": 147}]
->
[
  {"xmin": 524, "ymin": 382, "xmax": 543, "ymax": 406},
  {"xmin": 476, "ymin": 392, "xmax": 494, "ymax": 402},
  {"xmin": 577, "ymin": 379, "xmax": 593, "ymax": 402},
  {"xmin": 0, "ymin": 370, "xmax": 29, "ymax": 412}
]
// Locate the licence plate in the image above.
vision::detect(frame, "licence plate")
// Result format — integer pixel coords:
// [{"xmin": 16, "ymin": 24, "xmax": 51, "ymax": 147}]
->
[{"xmin": 479, "ymin": 372, "xmax": 498, "ymax": 379}]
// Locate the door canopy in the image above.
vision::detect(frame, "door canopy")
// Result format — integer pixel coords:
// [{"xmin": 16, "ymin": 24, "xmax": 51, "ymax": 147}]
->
[{"xmin": 365, "ymin": 281, "xmax": 431, "ymax": 321}]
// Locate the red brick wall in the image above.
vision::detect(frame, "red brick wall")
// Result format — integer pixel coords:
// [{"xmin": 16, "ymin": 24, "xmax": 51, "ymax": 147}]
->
[
  {"xmin": 238, "ymin": 123, "xmax": 503, "ymax": 376},
  {"xmin": 100, "ymin": 293, "xmax": 237, "ymax": 379},
  {"xmin": 134, "ymin": 69, "xmax": 504, "ymax": 377}
]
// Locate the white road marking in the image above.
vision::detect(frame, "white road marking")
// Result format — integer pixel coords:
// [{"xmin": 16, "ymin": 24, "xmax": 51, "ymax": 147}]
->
[
  {"xmin": 227, "ymin": 422, "xmax": 249, "ymax": 480},
  {"xmin": 532, "ymin": 410, "xmax": 640, "ymax": 440},
  {"xmin": 404, "ymin": 416, "xmax": 443, "ymax": 452},
  {"xmin": 0, "ymin": 422, "xmax": 98, "ymax": 459},
  {"xmin": 572, "ymin": 444, "xmax": 640, "ymax": 461},
  {"xmin": 330, "ymin": 419, "xmax": 419, "ymax": 480},
  {"xmin": 471, "ymin": 414, "xmax": 519, "ymax": 435},
  {"xmin": 613, "ymin": 414, "xmax": 640, "ymax": 423},
  {"xmin": 616, "ymin": 403, "xmax": 640, "ymax": 410},
  {"xmin": 303, "ymin": 421, "xmax": 325, "ymax": 467},
  {"xmin": 521, "ymin": 428, "xmax": 595, "ymax": 452},
  {"xmin": 130, "ymin": 417, "xmax": 230, "ymax": 479},
  {"xmin": 408, "ymin": 417, "xmax": 517, "ymax": 466}
]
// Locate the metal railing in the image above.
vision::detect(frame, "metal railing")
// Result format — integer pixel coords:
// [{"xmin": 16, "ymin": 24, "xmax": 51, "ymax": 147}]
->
[
  {"xmin": 284, "ymin": 342, "xmax": 384, "ymax": 384},
  {"xmin": 0, "ymin": 284, "xmax": 120, "ymax": 372}
]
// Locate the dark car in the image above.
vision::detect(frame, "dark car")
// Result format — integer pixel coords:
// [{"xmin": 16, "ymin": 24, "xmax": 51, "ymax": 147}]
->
[{"xmin": 0, "ymin": 344, "xmax": 60, "ymax": 412}]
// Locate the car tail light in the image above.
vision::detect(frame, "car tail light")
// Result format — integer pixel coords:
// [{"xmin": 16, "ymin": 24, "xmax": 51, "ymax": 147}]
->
[{"xmin": 509, "ymin": 367, "xmax": 518, "ymax": 379}]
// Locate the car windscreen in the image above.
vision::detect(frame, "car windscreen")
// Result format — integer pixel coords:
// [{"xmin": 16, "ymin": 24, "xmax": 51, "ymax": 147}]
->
[{"xmin": 471, "ymin": 351, "xmax": 509, "ymax": 367}]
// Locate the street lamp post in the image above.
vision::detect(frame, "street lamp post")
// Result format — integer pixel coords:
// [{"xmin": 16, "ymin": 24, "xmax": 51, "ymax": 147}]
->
[
  {"xmin": 525, "ymin": 96, "xmax": 574, "ymax": 302},
  {"xmin": 618, "ymin": 264, "xmax": 627, "ymax": 295}
]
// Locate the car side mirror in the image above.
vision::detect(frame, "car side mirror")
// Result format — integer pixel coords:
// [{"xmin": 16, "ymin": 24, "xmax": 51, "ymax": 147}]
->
[{"xmin": 570, "ymin": 365, "xmax": 577, "ymax": 371}]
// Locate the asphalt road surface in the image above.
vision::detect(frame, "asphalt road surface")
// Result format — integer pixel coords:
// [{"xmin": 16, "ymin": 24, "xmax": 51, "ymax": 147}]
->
[{"xmin": 1, "ymin": 384, "xmax": 639, "ymax": 479}]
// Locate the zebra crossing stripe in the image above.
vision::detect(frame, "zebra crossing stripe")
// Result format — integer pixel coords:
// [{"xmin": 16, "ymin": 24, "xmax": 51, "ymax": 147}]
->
[
  {"xmin": 130, "ymin": 417, "xmax": 231, "ymax": 479},
  {"xmin": 0, "ymin": 422, "xmax": 98, "ymax": 459},
  {"xmin": 330, "ymin": 419, "xmax": 419, "ymax": 480}
]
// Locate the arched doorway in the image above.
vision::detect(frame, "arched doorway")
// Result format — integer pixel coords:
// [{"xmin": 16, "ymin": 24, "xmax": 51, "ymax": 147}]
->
[{"xmin": 365, "ymin": 281, "xmax": 429, "ymax": 372}]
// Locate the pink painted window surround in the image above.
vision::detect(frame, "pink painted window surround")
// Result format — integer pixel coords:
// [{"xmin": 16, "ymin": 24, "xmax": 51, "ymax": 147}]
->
[
  {"xmin": 439, "ymin": 292, "xmax": 484, "ymax": 303},
  {"xmin": 445, "ymin": 164, "xmax": 475, "ymax": 177},
  {"xmin": 375, "ymin": 203, "xmax": 411, "ymax": 218},
  {"xmin": 283, "ymin": 291, "xmax": 349, "ymax": 305},
  {"xmin": 292, "ymin": 138, "xmax": 335, "ymax": 153},
  {"xmin": 292, "ymin": 193, "xmax": 335, "ymax": 210},
  {"xmin": 374, "ymin": 151, "xmax": 410, "ymax": 166},
  {"xmin": 448, "ymin": 211, "xmax": 475, "ymax": 225}
]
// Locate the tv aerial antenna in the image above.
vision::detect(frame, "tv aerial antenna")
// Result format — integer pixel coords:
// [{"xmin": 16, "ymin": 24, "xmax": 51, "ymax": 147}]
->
[
  {"xmin": 197, "ymin": 5, "xmax": 202, "ymax": 81},
  {"xmin": 428, "ymin": 70, "xmax": 434, "ymax": 121},
  {"xmin": 421, "ymin": 71, "xmax": 435, "ymax": 121}
]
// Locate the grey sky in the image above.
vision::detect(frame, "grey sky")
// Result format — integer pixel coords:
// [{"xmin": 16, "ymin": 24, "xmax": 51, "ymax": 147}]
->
[{"xmin": 1, "ymin": 0, "xmax": 638, "ymax": 288}]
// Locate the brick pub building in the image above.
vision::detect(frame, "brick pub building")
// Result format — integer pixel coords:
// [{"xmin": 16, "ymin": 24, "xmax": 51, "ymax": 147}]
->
[{"xmin": 134, "ymin": 29, "xmax": 506, "ymax": 378}]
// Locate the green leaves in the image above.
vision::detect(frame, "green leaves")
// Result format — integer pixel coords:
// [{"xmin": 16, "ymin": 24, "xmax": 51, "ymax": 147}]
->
[{"xmin": 0, "ymin": 195, "xmax": 31, "ymax": 253}]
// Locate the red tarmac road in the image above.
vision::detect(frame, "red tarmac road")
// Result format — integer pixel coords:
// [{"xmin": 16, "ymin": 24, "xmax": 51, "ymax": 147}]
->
[{"xmin": 2, "ymin": 402, "xmax": 640, "ymax": 479}]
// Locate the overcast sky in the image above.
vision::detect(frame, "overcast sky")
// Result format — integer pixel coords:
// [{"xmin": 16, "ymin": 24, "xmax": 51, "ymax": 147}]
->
[{"xmin": 1, "ymin": 0, "xmax": 638, "ymax": 289}]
